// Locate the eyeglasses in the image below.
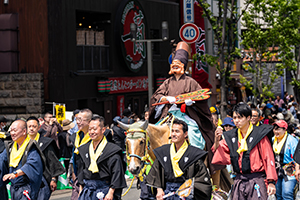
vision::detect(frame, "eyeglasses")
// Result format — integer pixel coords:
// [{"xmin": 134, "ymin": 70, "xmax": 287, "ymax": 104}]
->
[
  {"xmin": 224, "ymin": 125, "xmax": 233, "ymax": 127},
  {"xmin": 76, "ymin": 118, "xmax": 89, "ymax": 123}
]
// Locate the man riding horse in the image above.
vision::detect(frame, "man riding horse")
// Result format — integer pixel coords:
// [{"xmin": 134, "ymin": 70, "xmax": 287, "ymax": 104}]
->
[{"xmin": 148, "ymin": 41, "xmax": 223, "ymax": 182}]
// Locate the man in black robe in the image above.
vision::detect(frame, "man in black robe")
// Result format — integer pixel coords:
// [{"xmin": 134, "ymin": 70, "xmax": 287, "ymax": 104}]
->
[
  {"xmin": 27, "ymin": 116, "xmax": 65, "ymax": 200},
  {"xmin": 77, "ymin": 116, "xmax": 126, "ymax": 200},
  {"xmin": 146, "ymin": 119, "xmax": 212, "ymax": 200},
  {"xmin": 71, "ymin": 108, "xmax": 93, "ymax": 200}
]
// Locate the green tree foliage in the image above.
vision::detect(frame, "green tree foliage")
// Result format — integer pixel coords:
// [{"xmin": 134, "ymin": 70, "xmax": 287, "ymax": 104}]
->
[
  {"xmin": 240, "ymin": 0, "xmax": 300, "ymax": 103},
  {"xmin": 196, "ymin": 0, "xmax": 251, "ymax": 119}
]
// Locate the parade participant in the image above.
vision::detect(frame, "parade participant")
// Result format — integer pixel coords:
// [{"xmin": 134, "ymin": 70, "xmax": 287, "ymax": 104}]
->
[
  {"xmin": 39, "ymin": 112, "xmax": 63, "ymax": 149},
  {"xmin": 77, "ymin": 116, "xmax": 126, "ymax": 200},
  {"xmin": 0, "ymin": 120, "xmax": 44, "ymax": 200},
  {"xmin": 27, "ymin": 116, "xmax": 65, "ymax": 199},
  {"xmin": 212, "ymin": 103, "xmax": 277, "ymax": 200},
  {"xmin": 272, "ymin": 120, "xmax": 298, "ymax": 200},
  {"xmin": 71, "ymin": 108, "xmax": 93, "ymax": 200},
  {"xmin": 148, "ymin": 41, "xmax": 216, "ymax": 173},
  {"xmin": 146, "ymin": 119, "xmax": 212, "ymax": 200},
  {"xmin": 251, "ymin": 108, "xmax": 262, "ymax": 126}
]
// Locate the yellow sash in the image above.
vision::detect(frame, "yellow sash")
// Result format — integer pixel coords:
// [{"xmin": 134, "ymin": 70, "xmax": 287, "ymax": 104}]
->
[
  {"xmin": 237, "ymin": 123, "xmax": 253, "ymax": 154},
  {"xmin": 34, "ymin": 133, "xmax": 40, "ymax": 142},
  {"xmin": 0, "ymin": 132, "xmax": 6, "ymax": 139},
  {"xmin": 255, "ymin": 122, "xmax": 260, "ymax": 126},
  {"xmin": 273, "ymin": 131, "xmax": 288, "ymax": 154},
  {"xmin": 170, "ymin": 140, "xmax": 188, "ymax": 177},
  {"xmin": 74, "ymin": 130, "xmax": 90, "ymax": 154},
  {"xmin": 88, "ymin": 136, "xmax": 107, "ymax": 173},
  {"xmin": 9, "ymin": 136, "xmax": 31, "ymax": 168}
]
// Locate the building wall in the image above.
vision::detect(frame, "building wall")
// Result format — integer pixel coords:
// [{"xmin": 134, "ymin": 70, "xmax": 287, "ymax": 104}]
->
[
  {"xmin": 0, "ymin": 73, "xmax": 44, "ymax": 116},
  {"xmin": 0, "ymin": 0, "xmax": 50, "ymax": 99}
]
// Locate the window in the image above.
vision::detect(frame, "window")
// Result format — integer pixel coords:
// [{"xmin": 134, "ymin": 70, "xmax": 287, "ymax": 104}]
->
[{"xmin": 76, "ymin": 11, "xmax": 111, "ymax": 72}]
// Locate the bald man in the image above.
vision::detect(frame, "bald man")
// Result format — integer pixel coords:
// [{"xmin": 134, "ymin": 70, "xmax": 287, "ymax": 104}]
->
[{"xmin": 0, "ymin": 120, "xmax": 45, "ymax": 200}]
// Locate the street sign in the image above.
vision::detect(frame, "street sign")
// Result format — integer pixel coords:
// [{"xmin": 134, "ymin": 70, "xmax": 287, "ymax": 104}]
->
[
  {"xmin": 183, "ymin": 0, "xmax": 194, "ymax": 23},
  {"xmin": 179, "ymin": 23, "xmax": 199, "ymax": 44}
]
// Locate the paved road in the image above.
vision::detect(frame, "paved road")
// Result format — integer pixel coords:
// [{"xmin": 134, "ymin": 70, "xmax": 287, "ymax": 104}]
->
[{"xmin": 50, "ymin": 179, "xmax": 140, "ymax": 200}]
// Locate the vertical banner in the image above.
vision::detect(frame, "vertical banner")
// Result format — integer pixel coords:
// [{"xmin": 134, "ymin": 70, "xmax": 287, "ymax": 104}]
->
[
  {"xmin": 55, "ymin": 104, "xmax": 66, "ymax": 125},
  {"xmin": 117, "ymin": 95, "xmax": 125, "ymax": 117},
  {"xmin": 190, "ymin": 1, "xmax": 212, "ymax": 89}
]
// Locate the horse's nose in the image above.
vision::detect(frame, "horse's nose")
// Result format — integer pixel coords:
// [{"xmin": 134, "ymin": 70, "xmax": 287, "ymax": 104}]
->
[{"xmin": 130, "ymin": 166, "xmax": 140, "ymax": 175}]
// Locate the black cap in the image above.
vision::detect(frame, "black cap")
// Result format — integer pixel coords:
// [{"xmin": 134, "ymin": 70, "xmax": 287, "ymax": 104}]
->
[{"xmin": 123, "ymin": 108, "xmax": 132, "ymax": 117}]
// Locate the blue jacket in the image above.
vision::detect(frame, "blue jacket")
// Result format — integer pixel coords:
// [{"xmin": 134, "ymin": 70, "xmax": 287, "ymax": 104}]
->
[{"xmin": 273, "ymin": 134, "xmax": 298, "ymax": 164}]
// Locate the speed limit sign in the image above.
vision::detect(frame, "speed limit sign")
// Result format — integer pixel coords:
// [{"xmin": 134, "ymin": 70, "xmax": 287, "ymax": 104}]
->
[{"xmin": 179, "ymin": 23, "xmax": 200, "ymax": 44}]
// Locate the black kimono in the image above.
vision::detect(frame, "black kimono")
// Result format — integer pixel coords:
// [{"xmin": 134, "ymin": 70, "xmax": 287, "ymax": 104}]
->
[
  {"xmin": 37, "ymin": 136, "xmax": 65, "ymax": 200},
  {"xmin": 77, "ymin": 141, "xmax": 127, "ymax": 200},
  {"xmin": 146, "ymin": 144, "xmax": 212, "ymax": 200}
]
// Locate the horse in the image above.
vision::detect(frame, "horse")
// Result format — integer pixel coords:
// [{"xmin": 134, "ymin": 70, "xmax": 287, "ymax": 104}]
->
[{"xmin": 117, "ymin": 120, "xmax": 170, "ymax": 176}]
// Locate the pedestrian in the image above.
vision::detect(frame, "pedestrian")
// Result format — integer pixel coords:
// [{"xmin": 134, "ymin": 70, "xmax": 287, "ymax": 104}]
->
[
  {"xmin": 121, "ymin": 108, "xmax": 134, "ymax": 124},
  {"xmin": 69, "ymin": 109, "xmax": 80, "ymax": 135},
  {"xmin": 251, "ymin": 108, "xmax": 262, "ymax": 126},
  {"xmin": 221, "ymin": 117, "xmax": 235, "ymax": 131},
  {"xmin": 77, "ymin": 116, "xmax": 127, "ymax": 200},
  {"xmin": 275, "ymin": 96, "xmax": 285, "ymax": 108},
  {"xmin": 27, "ymin": 116, "xmax": 65, "ymax": 199},
  {"xmin": 59, "ymin": 119, "xmax": 76, "ymax": 176},
  {"xmin": 212, "ymin": 103, "xmax": 277, "ymax": 199},
  {"xmin": 39, "ymin": 112, "xmax": 63, "ymax": 149},
  {"xmin": 146, "ymin": 118, "xmax": 212, "ymax": 200},
  {"xmin": 272, "ymin": 120, "xmax": 298, "ymax": 200},
  {"xmin": 112, "ymin": 116, "xmax": 126, "ymax": 153},
  {"xmin": 0, "ymin": 120, "xmax": 44, "ymax": 200},
  {"xmin": 0, "ymin": 115, "xmax": 10, "ymax": 132}
]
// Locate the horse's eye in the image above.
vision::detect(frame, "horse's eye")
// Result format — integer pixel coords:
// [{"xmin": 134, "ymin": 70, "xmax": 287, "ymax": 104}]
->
[{"xmin": 140, "ymin": 140, "xmax": 144, "ymax": 145}]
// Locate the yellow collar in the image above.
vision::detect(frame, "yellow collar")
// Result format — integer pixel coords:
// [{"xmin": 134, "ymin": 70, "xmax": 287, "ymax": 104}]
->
[
  {"xmin": 88, "ymin": 136, "xmax": 108, "ymax": 173},
  {"xmin": 170, "ymin": 140, "xmax": 188, "ymax": 177},
  {"xmin": 10, "ymin": 136, "xmax": 31, "ymax": 168},
  {"xmin": 237, "ymin": 123, "xmax": 253, "ymax": 154},
  {"xmin": 34, "ymin": 133, "xmax": 40, "ymax": 142},
  {"xmin": 273, "ymin": 132, "xmax": 288, "ymax": 154},
  {"xmin": 74, "ymin": 130, "xmax": 90, "ymax": 154}
]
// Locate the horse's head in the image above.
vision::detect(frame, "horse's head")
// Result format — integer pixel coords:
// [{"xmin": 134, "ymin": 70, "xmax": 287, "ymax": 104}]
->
[{"xmin": 118, "ymin": 120, "xmax": 149, "ymax": 176}]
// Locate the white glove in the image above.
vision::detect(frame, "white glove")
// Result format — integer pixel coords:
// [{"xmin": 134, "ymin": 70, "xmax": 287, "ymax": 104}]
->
[
  {"xmin": 166, "ymin": 96, "xmax": 176, "ymax": 104},
  {"xmin": 185, "ymin": 99, "xmax": 195, "ymax": 106}
]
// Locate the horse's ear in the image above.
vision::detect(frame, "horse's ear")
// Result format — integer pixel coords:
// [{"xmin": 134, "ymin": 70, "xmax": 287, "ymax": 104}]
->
[
  {"xmin": 139, "ymin": 120, "xmax": 148, "ymax": 130},
  {"xmin": 117, "ymin": 120, "xmax": 130, "ymax": 130}
]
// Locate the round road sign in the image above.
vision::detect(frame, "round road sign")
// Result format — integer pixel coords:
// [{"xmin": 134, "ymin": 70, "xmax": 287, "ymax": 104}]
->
[{"xmin": 179, "ymin": 23, "xmax": 200, "ymax": 44}]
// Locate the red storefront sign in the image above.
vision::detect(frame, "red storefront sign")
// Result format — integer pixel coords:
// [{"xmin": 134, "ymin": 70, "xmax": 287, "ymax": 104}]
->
[
  {"xmin": 109, "ymin": 76, "xmax": 148, "ymax": 94},
  {"xmin": 117, "ymin": 95, "xmax": 125, "ymax": 116}
]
